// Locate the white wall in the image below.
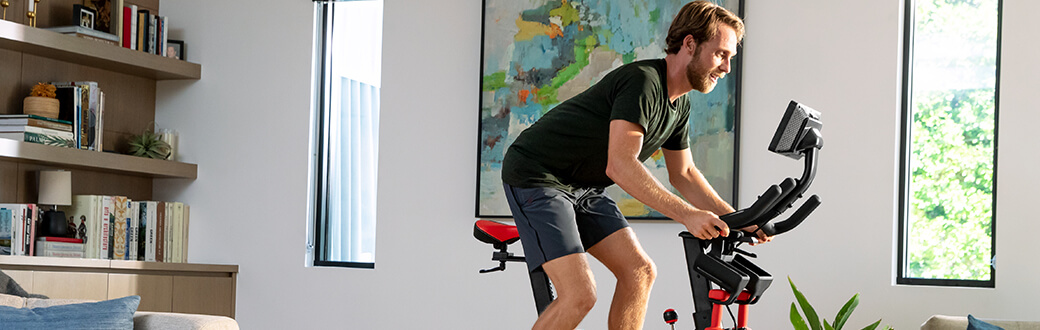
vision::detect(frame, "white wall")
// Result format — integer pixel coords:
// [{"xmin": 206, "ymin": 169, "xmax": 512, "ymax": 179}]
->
[{"xmin": 153, "ymin": 0, "xmax": 1040, "ymax": 328}]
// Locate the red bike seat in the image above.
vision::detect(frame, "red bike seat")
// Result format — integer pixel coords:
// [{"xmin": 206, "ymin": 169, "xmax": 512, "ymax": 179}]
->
[{"xmin": 474, "ymin": 220, "xmax": 520, "ymax": 245}]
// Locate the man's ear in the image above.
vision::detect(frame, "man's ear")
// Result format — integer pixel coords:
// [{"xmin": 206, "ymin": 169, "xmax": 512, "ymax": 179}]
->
[{"xmin": 684, "ymin": 35, "xmax": 699, "ymax": 52}]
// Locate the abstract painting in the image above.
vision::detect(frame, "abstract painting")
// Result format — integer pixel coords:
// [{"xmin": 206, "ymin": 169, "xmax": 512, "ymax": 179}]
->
[{"xmin": 478, "ymin": 0, "xmax": 743, "ymax": 218}]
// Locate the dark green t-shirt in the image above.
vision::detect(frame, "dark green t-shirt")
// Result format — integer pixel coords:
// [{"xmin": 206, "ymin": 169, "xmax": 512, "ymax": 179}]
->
[{"xmin": 502, "ymin": 59, "xmax": 691, "ymax": 190}]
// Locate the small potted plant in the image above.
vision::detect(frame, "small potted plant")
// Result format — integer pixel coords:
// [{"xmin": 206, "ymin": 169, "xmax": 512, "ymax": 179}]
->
[
  {"xmin": 128, "ymin": 128, "xmax": 171, "ymax": 160},
  {"xmin": 23, "ymin": 82, "xmax": 59, "ymax": 119}
]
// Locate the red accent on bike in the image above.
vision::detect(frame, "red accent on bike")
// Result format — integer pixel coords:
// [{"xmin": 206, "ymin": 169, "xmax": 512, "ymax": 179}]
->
[
  {"xmin": 708, "ymin": 290, "xmax": 753, "ymax": 302},
  {"xmin": 474, "ymin": 220, "xmax": 520, "ymax": 245},
  {"xmin": 738, "ymin": 304, "xmax": 750, "ymax": 328},
  {"xmin": 663, "ymin": 308, "xmax": 678, "ymax": 324}
]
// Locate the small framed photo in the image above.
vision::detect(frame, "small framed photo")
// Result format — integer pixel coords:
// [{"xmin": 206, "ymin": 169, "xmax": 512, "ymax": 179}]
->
[
  {"xmin": 73, "ymin": 4, "xmax": 97, "ymax": 29},
  {"xmin": 166, "ymin": 40, "xmax": 186, "ymax": 61}
]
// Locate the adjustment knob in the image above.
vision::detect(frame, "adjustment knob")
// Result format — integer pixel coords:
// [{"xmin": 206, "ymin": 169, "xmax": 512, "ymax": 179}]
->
[{"xmin": 663, "ymin": 308, "xmax": 678, "ymax": 324}]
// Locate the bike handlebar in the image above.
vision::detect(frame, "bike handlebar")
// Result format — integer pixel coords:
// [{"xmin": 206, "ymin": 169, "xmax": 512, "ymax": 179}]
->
[
  {"xmin": 718, "ymin": 185, "xmax": 783, "ymax": 229},
  {"xmin": 713, "ymin": 147, "xmax": 821, "ymax": 241},
  {"xmin": 759, "ymin": 194, "xmax": 820, "ymax": 236}
]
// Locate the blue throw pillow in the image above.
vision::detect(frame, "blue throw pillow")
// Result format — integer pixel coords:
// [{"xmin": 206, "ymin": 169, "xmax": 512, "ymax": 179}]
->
[
  {"xmin": 0, "ymin": 295, "xmax": 140, "ymax": 330},
  {"xmin": 968, "ymin": 314, "xmax": 1005, "ymax": 330}
]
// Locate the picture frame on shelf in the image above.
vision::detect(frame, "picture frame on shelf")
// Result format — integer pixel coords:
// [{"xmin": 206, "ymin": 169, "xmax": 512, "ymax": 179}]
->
[
  {"xmin": 166, "ymin": 40, "xmax": 185, "ymax": 61},
  {"xmin": 73, "ymin": 4, "xmax": 96, "ymax": 30}
]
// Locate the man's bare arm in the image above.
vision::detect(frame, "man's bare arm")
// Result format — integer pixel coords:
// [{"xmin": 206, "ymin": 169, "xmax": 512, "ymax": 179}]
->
[{"xmin": 605, "ymin": 120, "xmax": 728, "ymax": 239}]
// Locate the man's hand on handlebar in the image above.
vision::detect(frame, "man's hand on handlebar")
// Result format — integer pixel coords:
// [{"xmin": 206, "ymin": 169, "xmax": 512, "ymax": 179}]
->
[
  {"xmin": 679, "ymin": 210, "xmax": 776, "ymax": 243},
  {"xmin": 681, "ymin": 210, "xmax": 730, "ymax": 240},
  {"xmin": 738, "ymin": 225, "xmax": 774, "ymax": 245}
]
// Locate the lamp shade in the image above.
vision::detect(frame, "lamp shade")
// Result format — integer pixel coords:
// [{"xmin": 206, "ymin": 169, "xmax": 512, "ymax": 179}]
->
[{"xmin": 39, "ymin": 170, "xmax": 72, "ymax": 206}]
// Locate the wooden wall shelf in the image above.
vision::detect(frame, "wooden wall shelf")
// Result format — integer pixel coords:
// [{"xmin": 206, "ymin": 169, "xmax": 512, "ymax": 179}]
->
[
  {"xmin": 0, "ymin": 255, "xmax": 237, "ymax": 274},
  {"xmin": 0, "ymin": 19, "xmax": 201, "ymax": 80},
  {"xmin": 0, "ymin": 138, "xmax": 197, "ymax": 179}
]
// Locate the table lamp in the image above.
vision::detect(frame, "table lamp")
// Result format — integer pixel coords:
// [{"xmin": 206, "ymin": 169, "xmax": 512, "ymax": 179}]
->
[{"xmin": 38, "ymin": 169, "xmax": 71, "ymax": 237}]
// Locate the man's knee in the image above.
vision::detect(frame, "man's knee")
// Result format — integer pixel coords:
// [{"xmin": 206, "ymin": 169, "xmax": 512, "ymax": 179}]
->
[
  {"xmin": 542, "ymin": 254, "xmax": 599, "ymax": 313},
  {"xmin": 620, "ymin": 257, "xmax": 657, "ymax": 287},
  {"xmin": 558, "ymin": 284, "xmax": 598, "ymax": 313}
]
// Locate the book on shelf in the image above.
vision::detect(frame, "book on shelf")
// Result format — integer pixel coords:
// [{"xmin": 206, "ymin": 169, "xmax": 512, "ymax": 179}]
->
[
  {"xmin": 54, "ymin": 85, "xmax": 83, "ymax": 148},
  {"xmin": 0, "ymin": 124, "xmax": 76, "ymax": 147},
  {"xmin": 0, "ymin": 130, "xmax": 75, "ymax": 148},
  {"xmin": 148, "ymin": 14, "xmax": 157, "ymax": 55},
  {"xmin": 128, "ymin": 201, "xmax": 139, "ymax": 261},
  {"xmin": 35, "ymin": 237, "xmax": 85, "ymax": 258},
  {"xmin": 0, "ymin": 204, "xmax": 38, "ymax": 257},
  {"xmin": 43, "ymin": 26, "xmax": 120, "ymax": 46},
  {"xmin": 56, "ymin": 196, "xmax": 188, "ymax": 262},
  {"xmin": 36, "ymin": 238, "xmax": 86, "ymax": 258},
  {"xmin": 142, "ymin": 201, "xmax": 157, "ymax": 261},
  {"xmin": 36, "ymin": 250, "xmax": 84, "ymax": 258},
  {"xmin": 171, "ymin": 202, "xmax": 182, "ymax": 263},
  {"xmin": 155, "ymin": 201, "xmax": 165, "ymax": 262},
  {"xmin": 137, "ymin": 9, "xmax": 148, "ymax": 53},
  {"xmin": 111, "ymin": 0, "xmax": 124, "ymax": 43},
  {"xmin": 0, "ymin": 206, "xmax": 13, "ymax": 256},
  {"xmin": 101, "ymin": 196, "xmax": 113, "ymax": 259},
  {"xmin": 163, "ymin": 202, "xmax": 171, "ymax": 262},
  {"xmin": 60, "ymin": 195, "xmax": 101, "ymax": 259},
  {"xmin": 181, "ymin": 204, "xmax": 189, "ymax": 262},
  {"xmin": 0, "ymin": 114, "xmax": 73, "ymax": 132},
  {"xmin": 37, "ymin": 236, "xmax": 84, "ymax": 243},
  {"xmin": 123, "ymin": 4, "xmax": 138, "ymax": 49},
  {"xmin": 52, "ymin": 81, "xmax": 103, "ymax": 151},
  {"xmin": 111, "ymin": 196, "xmax": 129, "ymax": 260},
  {"xmin": 159, "ymin": 16, "xmax": 169, "ymax": 56}
]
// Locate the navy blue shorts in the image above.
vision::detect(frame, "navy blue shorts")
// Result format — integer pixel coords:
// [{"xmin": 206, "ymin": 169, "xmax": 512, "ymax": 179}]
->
[{"xmin": 503, "ymin": 183, "xmax": 629, "ymax": 272}]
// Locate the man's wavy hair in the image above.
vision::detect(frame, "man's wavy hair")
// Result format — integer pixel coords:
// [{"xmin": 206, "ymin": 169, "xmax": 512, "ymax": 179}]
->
[{"xmin": 664, "ymin": 1, "xmax": 745, "ymax": 55}]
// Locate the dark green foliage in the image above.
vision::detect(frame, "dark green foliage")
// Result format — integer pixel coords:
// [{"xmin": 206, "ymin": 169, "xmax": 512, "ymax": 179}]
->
[{"xmin": 788, "ymin": 277, "xmax": 891, "ymax": 330}]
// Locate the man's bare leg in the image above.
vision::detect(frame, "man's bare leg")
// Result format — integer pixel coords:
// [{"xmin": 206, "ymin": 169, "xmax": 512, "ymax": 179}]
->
[
  {"xmin": 533, "ymin": 253, "xmax": 597, "ymax": 330},
  {"xmin": 587, "ymin": 228, "xmax": 657, "ymax": 330}
]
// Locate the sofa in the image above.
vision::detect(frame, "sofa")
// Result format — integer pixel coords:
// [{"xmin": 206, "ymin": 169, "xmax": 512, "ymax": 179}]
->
[
  {"xmin": 922, "ymin": 315, "xmax": 1040, "ymax": 330},
  {"xmin": 0, "ymin": 293, "xmax": 239, "ymax": 330}
]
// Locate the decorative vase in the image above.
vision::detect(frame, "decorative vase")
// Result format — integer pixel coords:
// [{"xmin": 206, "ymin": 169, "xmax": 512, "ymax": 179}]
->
[{"xmin": 23, "ymin": 96, "xmax": 59, "ymax": 119}]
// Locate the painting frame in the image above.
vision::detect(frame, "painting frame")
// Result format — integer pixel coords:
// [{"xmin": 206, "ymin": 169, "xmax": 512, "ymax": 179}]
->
[
  {"xmin": 73, "ymin": 4, "xmax": 96, "ymax": 30},
  {"xmin": 476, "ymin": 0, "xmax": 744, "ymax": 219},
  {"xmin": 167, "ymin": 40, "xmax": 186, "ymax": 61}
]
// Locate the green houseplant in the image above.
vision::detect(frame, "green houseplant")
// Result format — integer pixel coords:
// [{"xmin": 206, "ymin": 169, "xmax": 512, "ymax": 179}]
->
[
  {"xmin": 789, "ymin": 277, "xmax": 892, "ymax": 330},
  {"xmin": 128, "ymin": 129, "xmax": 171, "ymax": 159}
]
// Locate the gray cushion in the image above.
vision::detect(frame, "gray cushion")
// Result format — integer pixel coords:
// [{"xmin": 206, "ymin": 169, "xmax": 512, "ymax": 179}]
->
[
  {"xmin": 0, "ymin": 295, "xmax": 140, "ymax": 329},
  {"xmin": 0, "ymin": 293, "xmax": 239, "ymax": 330}
]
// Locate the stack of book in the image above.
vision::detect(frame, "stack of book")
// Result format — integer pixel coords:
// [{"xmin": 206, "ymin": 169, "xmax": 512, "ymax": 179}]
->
[
  {"xmin": 59, "ymin": 195, "xmax": 190, "ymax": 263},
  {"xmin": 43, "ymin": 26, "xmax": 119, "ymax": 46},
  {"xmin": 0, "ymin": 115, "xmax": 75, "ymax": 148},
  {"xmin": 1, "ymin": 80, "xmax": 106, "ymax": 151},
  {"xmin": 35, "ymin": 237, "xmax": 85, "ymax": 258}
]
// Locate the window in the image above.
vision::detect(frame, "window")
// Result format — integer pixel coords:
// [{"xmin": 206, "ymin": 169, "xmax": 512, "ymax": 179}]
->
[
  {"xmin": 898, "ymin": 0, "xmax": 1001, "ymax": 286},
  {"xmin": 310, "ymin": 0, "xmax": 383, "ymax": 268}
]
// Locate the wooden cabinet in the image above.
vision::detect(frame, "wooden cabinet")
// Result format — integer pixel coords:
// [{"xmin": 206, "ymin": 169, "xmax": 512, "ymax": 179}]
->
[{"xmin": 0, "ymin": 256, "xmax": 237, "ymax": 318}]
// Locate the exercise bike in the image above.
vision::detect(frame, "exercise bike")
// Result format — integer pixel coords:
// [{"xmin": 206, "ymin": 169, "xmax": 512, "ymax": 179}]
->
[{"xmin": 474, "ymin": 100, "xmax": 823, "ymax": 330}]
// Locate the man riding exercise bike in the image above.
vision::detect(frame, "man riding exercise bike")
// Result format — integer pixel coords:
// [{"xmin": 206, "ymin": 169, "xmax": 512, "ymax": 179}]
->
[{"xmin": 477, "ymin": 100, "xmax": 823, "ymax": 329}]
